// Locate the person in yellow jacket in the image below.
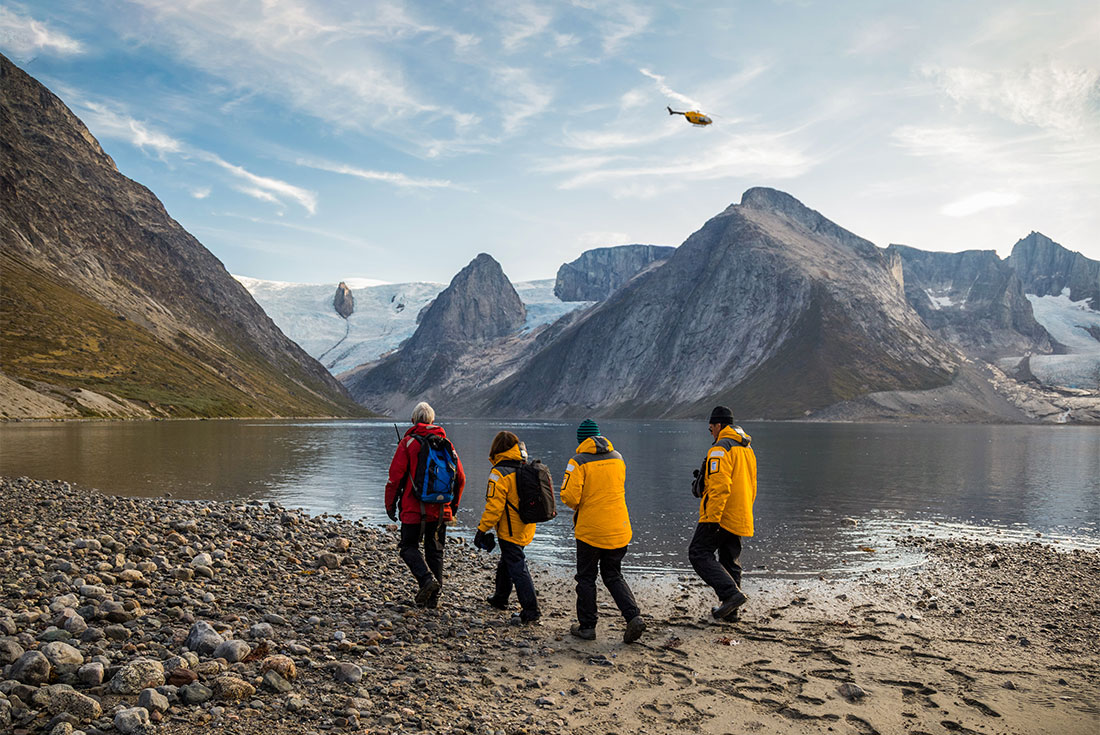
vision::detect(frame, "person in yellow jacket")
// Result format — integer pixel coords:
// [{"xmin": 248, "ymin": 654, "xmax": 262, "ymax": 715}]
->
[
  {"xmin": 560, "ymin": 419, "xmax": 646, "ymax": 643},
  {"xmin": 475, "ymin": 431, "xmax": 540, "ymax": 623},
  {"xmin": 689, "ymin": 405, "xmax": 757, "ymax": 621}
]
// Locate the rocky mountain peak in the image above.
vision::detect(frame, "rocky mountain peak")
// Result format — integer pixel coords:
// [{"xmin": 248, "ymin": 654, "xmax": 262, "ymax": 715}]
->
[
  {"xmin": 886, "ymin": 244, "xmax": 1053, "ymax": 360},
  {"xmin": 1008, "ymin": 231, "xmax": 1100, "ymax": 310},
  {"xmin": 555, "ymin": 244, "xmax": 675, "ymax": 301},
  {"xmin": 333, "ymin": 282, "xmax": 354, "ymax": 318},
  {"xmin": 739, "ymin": 186, "xmax": 809, "ymax": 213},
  {"xmin": 733, "ymin": 187, "xmax": 880, "ymax": 259},
  {"xmin": 408, "ymin": 253, "xmax": 525, "ymax": 347}
]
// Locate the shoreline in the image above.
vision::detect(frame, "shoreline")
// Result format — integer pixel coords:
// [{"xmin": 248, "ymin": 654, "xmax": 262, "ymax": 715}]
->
[{"xmin": 1, "ymin": 477, "xmax": 1097, "ymax": 735}]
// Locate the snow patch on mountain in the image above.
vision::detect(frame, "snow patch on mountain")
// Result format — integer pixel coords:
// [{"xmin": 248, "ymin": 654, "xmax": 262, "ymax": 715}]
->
[
  {"xmin": 515, "ymin": 279, "xmax": 596, "ymax": 331},
  {"xmin": 237, "ymin": 276, "xmax": 591, "ymax": 376},
  {"xmin": 999, "ymin": 289, "xmax": 1100, "ymax": 389}
]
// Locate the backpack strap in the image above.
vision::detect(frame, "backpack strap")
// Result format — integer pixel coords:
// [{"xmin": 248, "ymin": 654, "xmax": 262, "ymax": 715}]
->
[{"xmin": 492, "ymin": 461, "xmax": 522, "ymax": 537}]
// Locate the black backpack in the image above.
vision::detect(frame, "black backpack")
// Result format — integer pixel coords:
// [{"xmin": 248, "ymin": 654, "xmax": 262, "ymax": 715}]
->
[{"xmin": 502, "ymin": 459, "xmax": 557, "ymax": 524}]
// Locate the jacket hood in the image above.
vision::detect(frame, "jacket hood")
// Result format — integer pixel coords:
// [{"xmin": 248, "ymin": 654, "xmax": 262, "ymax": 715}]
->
[
  {"xmin": 716, "ymin": 425, "xmax": 751, "ymax": 446},
  {"xmin": 576, "ymin": 435, "xmax": 614, "ymax": 454},
  {"xmin": 406, "ymin": 422, "xmax": 447, "ymax": 439},
  {"xmin": 490, "ymin": 443, "xmax": 525, "ymax": 465}
]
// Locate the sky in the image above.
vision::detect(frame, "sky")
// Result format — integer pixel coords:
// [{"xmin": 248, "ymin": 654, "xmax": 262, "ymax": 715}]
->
[{"xmin": 2, "ymin": 1, "xmax": 1098, "ymax": 284}]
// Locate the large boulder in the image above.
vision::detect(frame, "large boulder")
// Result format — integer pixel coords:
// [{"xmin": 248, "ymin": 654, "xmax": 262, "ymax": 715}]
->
[
  {"xmin": 184, "ymin": 620, "xmax": 224, "ymax": 656},
  {"xmin": 40, "ymin": 641, "xmax": 83, "ymax": 669},
  {"xmin": 10, "ymin": 650, "xmax": 51, "ymax": 684},
  {"xmin": 44, "ymin": 686, "xmax": 102, "ymax": 721},
  {"xmin": 108, "ymin": 658, "xmax": 165, "ymax": 694},
  {"xmin": 212, "ymin": 639, "xmax": 250, "ymax": 663},
  {"xmin": 114, "ymin": 706, "xmax": 150, "ymax": 734}
]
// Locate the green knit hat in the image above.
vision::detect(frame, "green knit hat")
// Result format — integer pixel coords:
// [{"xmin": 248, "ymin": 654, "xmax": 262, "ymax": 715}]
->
[{"xmin": 577, "ymin": 419, "xmax": 600, "ymax": 444}]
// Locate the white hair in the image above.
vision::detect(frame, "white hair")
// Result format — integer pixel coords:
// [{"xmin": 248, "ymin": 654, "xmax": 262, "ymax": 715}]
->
[{"xmin": 411, "ymin": 401, "xmax": 435, "ymax": 425}]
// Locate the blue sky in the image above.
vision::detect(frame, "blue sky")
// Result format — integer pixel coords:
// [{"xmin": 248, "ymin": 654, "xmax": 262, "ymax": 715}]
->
[{"xmin": 3, "ymin": 1, "xmax": 1098, "ymax": 283}]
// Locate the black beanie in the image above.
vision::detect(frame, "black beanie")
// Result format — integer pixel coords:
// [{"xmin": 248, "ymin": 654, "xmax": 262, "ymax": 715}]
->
[{"xmin": 708, "ymin": 405, "xmax": 733, "ymax": 425}]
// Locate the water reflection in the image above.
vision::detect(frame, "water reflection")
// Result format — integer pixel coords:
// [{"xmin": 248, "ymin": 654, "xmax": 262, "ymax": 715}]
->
[{"xmin": 1, "ymin": 420, "xmax": 1097, "ymax": 577}]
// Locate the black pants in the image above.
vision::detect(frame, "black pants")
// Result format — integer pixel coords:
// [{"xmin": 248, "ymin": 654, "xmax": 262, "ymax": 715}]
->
[
  {"xmin": 575, "ymin": 540, "xmax": 640, "ymax": 629},
  {"xmin": 688, "ymin": 522, "xmax": 743, "ymax": 601},
  {"xmin": 492, "ymin": 539, "xmax": 539, "ymax": 620},
  {"xmin": 399, "ymin": 521, "xmax": 445, "ymax": 596}
]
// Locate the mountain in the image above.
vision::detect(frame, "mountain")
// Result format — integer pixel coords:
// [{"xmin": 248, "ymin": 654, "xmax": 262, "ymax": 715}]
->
[
  {"xmin": 237, "ymin": 276, "xmax": 589, "ymax": 376},
  {"xmin": 470, "ymin": 188, "xmax": 958, "ymax": 418},
  {"xmin": 555, "ymin": 244, "xmax": 676, "ymax": 301},
  {"xmin": 1008, "ymin": 232, "xmax": 1100, "ymax": 310},
  {"xmin": 0, "ymin": 54, "xmax": 364, "ymax": 419},
  {"xmin": 885, "ymin": 245, "xmax": 1055, "ymax": 360},
  {"xmin": 341, "ymin": 254, "xmax": 538, "ymax": 416}
]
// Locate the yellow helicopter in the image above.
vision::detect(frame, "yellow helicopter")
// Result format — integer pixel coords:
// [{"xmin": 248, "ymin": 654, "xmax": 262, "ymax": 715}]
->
[{"xmin": 667, "ymin": 105, "xmax": 712, "ymax": 127}]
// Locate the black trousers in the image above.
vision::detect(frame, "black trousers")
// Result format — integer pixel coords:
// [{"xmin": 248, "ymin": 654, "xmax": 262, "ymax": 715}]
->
[
  {"xmin": 575, "ymin": 540, "xmax": 640, "ymax": 628},
  {"xmin": 399, "ymin": 520, "xmax": 445, "ymax": 595},
  {"xmin": 492, "ymin": 539, "xmax": 539, "ymax": 620},
  {"xmin": 688, "ymin": 522, "xmax": 743, "ymax": 601}
]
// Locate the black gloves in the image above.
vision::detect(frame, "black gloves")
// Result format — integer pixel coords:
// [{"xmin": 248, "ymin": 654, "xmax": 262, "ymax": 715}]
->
[
  {"xmin": 386, "ymin": 505, "xmax": 397, "ymax": 522},
  {"xmin": 474, "ymin": 529, "xmax": 496, "ymax": 552},
  {"xmin": 691, "ymin": 468, "xmax": 704, "ymax": 498}
]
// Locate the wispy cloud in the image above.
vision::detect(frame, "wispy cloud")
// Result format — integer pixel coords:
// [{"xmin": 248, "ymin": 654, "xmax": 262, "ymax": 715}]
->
[
  {"xmin": 236, "ymin": 186, "xmax": 281, "ymax": 207},
  {"xmin": 498, "ymin": 1, "xmax": 552, "ymax": 51},
  {"xmin": 214, "ymin": 212, "xmax": 379, "ymax": 249},
  {"xmin": 120, "ymin": 0, "xmax": 487, "ymax": 154},
  {"xmin": 640, "ymin": 68, "xmax": 698, "ymax": 109},
  {"xmin": 532, "ymin": 153, "xmax": 630, "ymax": 174},
  {"xmin": 922, "ymin": 62, "xmax": 1100, "ymax": 137},
  {"xmin": 297, "ymin": 158, "xmax": 464, "ymax": 190},
  {"xmin": 562, "ymin": 122, "xmax": 680, "ymax": 151},
  {"xmin": 201, "ymin": 153, "xmax": 317, "ymax": 214},
  {"xmin": 558, "ymin": 131, "xmax": 817, "ymax": 197},
  {"xmin": 592, "ymin": 1, "xmax": 652, "ymax": 55},
  {"xmin": 190, "ymin": 186, "xmax": 211, "ymax": 199},
  {"xmin": 0, "ymin": 6, "xmax": 83, "ymax": 58},
  {"xmin": 494, "ymin": 67, "xmax": 554, "ymax": 134},
  {"xmin": 73, "ymin": 100, "xmax": 183, "ymax": 155},
  {"xmin": 67, "ymin": 91, "xmax": 318, "ymax": 214},
  {"xmin": 941, "ymin": 191, "xmax": 1022, "ymax": 217}
]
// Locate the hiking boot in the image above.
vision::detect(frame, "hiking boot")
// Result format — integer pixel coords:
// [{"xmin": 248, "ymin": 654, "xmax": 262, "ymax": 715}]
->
[
  {"xmin": 623, "ymin": 615, "xmax": 646, "ymax": 644},
  {"xmin": 425, "ymin": 595, "xmax": 439, "ymax": 609},
  {"xmin": 486, "ymin": 596, "xmax": 509, "ymax": 611},
  {"xmin": 415, "ymin": 577, "xmax": 441, "ymax": 607},
  {"xmin": 712, "ymin": 590, "xmax": 748, "ymax": 620},
  {"xmin": 511, "ymin": 611, "xmax": 541, "ymax": 626},
  {"xmin": 570, "ymin": 623, "xmax": 596, "ymax": 640}
]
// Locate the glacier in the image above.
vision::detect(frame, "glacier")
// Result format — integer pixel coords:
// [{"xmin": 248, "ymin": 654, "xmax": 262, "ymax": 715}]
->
[
  {"xmin": 236, "ymin": 275, "xmax": 592, "ymax": 376},
  {"xmin": 998, "ymin": 289, "xmax": 1100, "ymax": 389}
]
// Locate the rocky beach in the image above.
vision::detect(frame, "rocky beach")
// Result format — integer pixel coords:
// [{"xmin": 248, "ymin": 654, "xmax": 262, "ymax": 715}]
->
[{"xmin": 1, "ymin": 477, "xmax": 1097, "ymax": 735}]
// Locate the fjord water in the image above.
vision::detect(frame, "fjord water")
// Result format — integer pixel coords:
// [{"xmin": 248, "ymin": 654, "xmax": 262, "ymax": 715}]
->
[{"xmin": 2, "ymin": 420, "xmax": 1097, "ymax": 577}]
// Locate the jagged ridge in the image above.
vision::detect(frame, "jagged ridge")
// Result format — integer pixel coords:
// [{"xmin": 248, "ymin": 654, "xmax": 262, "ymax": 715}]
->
[{"xmin": 0, "ymin": 54, "xmax": 366, "ymax": 418}]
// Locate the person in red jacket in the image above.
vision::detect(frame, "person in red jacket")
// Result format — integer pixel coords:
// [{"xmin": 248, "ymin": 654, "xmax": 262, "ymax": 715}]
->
[{"xmin": 385, "ymin": 402, "xmax": 466, "ymax": 608}]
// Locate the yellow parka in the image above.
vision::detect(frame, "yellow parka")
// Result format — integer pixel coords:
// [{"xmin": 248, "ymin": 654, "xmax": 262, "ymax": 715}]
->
[
  {"xmin": 698, "ymin": 425, "xmax": 757, "ymax": 536},
  {"xmin": 560, "ymin": 436, "xmax": 632, "ymax": 550},
  {"xmin": 477, "ymin": 443, "xmax": 536, "ymax": 546}
]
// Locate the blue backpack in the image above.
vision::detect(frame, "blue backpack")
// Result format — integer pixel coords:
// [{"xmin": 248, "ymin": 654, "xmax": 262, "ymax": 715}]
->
[{"xmin": 411, "ymin": 434, "xmax": 458, "ymax": 504}]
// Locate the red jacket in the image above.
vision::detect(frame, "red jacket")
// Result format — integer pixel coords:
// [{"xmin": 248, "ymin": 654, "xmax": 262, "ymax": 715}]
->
[{"xmin": 385, "ymin": 423, "xmax": 466, "ymax": 524}]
